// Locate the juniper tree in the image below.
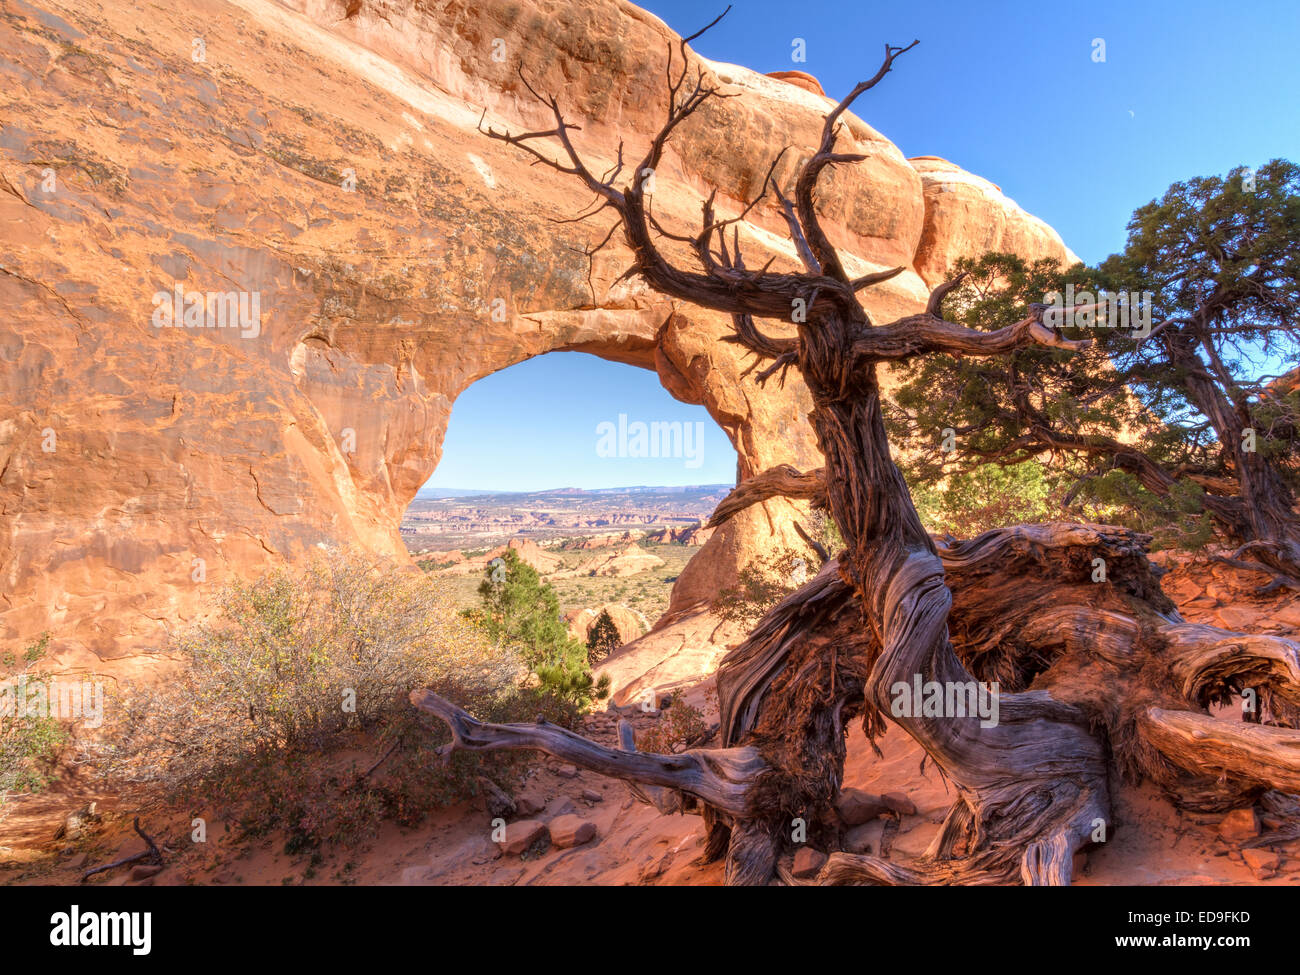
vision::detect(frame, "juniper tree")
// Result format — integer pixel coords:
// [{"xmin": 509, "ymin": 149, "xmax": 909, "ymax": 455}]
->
[
  {"xmin": 414, "ymin": 18, "xmax": 1300, "ymax": 885},
  {"xmin": 889, "ymin": 161, "xmax": 1300, "ymax": 587}
]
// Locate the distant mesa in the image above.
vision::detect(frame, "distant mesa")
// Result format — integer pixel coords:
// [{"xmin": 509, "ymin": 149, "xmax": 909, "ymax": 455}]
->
[
  {"xmin": 643, "ymin": 523, "xmax": 713, "ymax": 546},
  {"xmin": 432, "ymin": 537, "xmax": 559, "ymax": 576},
  {"xmin": 551, "ymin": 544, "xmax": 665, "ymax": 579}
]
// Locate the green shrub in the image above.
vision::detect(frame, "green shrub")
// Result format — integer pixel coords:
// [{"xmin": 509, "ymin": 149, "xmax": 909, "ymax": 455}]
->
[
  {"xmin": 475, "ymin": 550, "xmax": 610, "ymax": 707},
  {"xmin": 909, "ymin": 461, "xmax": 1056, "ymax": 537},
  {"xmin": 711, "ymin": 547, "xmax": 810, "ymax": 629},
  {"xmin": 99, "ymin": 551, "xmax": 569, "ymax": 851},
  {"xmin": 586, "ymin": 610, "xmax": 622, "ymax": 665},
  {"xmin": 0, "ymin": 635, "xmax": 69, "ymax": 806}
]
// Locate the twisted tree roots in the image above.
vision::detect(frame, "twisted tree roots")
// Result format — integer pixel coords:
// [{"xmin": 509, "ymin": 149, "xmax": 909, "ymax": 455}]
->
[{"xmin": 412, "ymin": 522, "xmax": 1300, "ymax": 885}]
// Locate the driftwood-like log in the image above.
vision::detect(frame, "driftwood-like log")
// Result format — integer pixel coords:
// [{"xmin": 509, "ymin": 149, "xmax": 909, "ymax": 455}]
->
[
  {"xmin": 1141, "ymin": 708, "xmax": 1300, "ymax": 794},
  {"xmin": 81, "ymin": 817, "xmax": 162, "ymax": 882},
  {"xmin": 409, "ymin": 689, "xmax": 765, "ymax": 817}
]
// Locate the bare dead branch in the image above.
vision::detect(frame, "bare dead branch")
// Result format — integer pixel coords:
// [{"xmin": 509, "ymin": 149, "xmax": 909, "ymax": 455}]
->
[{"xmin": 707, "ymin": 464, "xmax": 828, "ymax": 528}]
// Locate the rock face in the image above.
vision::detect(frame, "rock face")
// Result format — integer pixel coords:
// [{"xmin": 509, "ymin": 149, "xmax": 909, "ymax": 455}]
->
[
  {"xmin": 909, "ymin": 156, "xmax": 1078, "ymax": 288},
  {"xmin": 0, "ymin": 0, "xmax": 1077, "ymax": 682},
  {"xmin": 564, "ymin": 604, "xmax": 646, "ymax": 647}
]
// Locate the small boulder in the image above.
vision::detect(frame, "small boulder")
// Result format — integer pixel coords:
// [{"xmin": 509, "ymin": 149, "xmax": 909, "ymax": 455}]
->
[
  {"xmin": 498, "ymin": 820, "xmax": 548, "ymax": 856},
  {"xmin": 545, "ymin": 796, "xmax": 577, "ymax": 818},
  {"xmin": 836, "ymin": 788, "xmax": 889, "ymax": 826},
  {"xmin": 844, "ymin": 820, "xmax": 884, "ymax": 855},
  {"xmin": 555, "ymin": 764, "xmax": 578, "ymax": 778},
  {"xmin": 581, "ymin": 789, "xmax": 602, "ymax": 803},
  {"xmin": 514, "ymin": 796, "xmax": 544, "ymax": 817},
  {"xmin": 1219, "ymin": 807, "xmax": 1260, "ymax": 843},
  {"xmin": 1242, "ymin": 848, "xmax": 1279, "ymax": 879},
  {"xmin": 791, "ymin": 847, "xmax": 827, "ymax": 879},
  {"xmin": 882, "ymin": 792, "xmax": 917, "ymax": 816},
  {"xmin": 548, "ymin": 814, "xmax": 596, "ymax": 849},
  {"xmin": 129, "ymin": 863, "xmax": 163, "ymax": 882}
]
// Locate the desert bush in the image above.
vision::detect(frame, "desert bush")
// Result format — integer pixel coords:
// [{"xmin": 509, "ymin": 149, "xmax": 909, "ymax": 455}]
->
[
  {"xmin": 711, "ymin": 547, "xmax": 811, "ymax": 629},
  {"xmin": 635, "ymin": 696, "xmax": 708, "ymax": 754},
  {"xmin": 99, "ymin": 551, "xmax": 570, "ymax": 851},
  {"xmin": 0, "ymin": 635, "xmax": 69, "ymax": 806}
]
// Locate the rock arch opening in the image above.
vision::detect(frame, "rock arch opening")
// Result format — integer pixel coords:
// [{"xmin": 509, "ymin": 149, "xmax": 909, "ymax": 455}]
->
[{"xmin": 402, "ymin": 350, "xmax": 739, "ymax": 642}]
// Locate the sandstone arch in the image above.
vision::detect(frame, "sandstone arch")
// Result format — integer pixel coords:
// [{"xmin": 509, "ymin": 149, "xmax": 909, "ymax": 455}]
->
[{"xmin": 0, "ymin": 0, "xmax": 1074, "ymax": 685}]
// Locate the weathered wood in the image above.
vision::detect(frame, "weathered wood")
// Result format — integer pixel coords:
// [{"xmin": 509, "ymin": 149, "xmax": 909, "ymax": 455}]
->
[
  {"xmin": 1141, "ymin": 708, "xmax": 1300, "ymax": 794},
  {"xmin": 409, "ymin": 689, "xmax": 765, "ymax": 817}
]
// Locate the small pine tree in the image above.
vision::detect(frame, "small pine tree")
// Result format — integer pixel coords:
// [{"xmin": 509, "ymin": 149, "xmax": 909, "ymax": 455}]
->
[
  {"xmin": 586, "ymin": 609, "xmax": 622, "ymax": 665},
  {"xmin": 477, "ymin": 550, "xmax": 609, "ymax": 706}
]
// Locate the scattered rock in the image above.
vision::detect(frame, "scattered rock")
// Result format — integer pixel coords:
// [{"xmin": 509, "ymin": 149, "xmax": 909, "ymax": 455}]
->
[
  {"xmin": 791, "ymin": 847, "xmax": 827, "ymax": 879},
  {"xmin": 498, "ymin": 820, "xmax": 548, "ymax": 856},
  {"xmin": 545, "ymin": 796, "xmax": 577, "ymax": 818},
  {"xmin": 549, "ymin": 814, "xmax": 597, "ymax": 848},
  {"xmin": 844, "ymin": 820, "xmax": 884, "ymax": 855},
  {"xmin": 400, "ymin": 865, "xmax": 438, "ymax": 885},
  {"xmin": 581, "ymin": 789, "xmax": 602, "ymax": 803},
  {"xmin": 1242, "ymin": 848, "xmax": 1279, "ymax": 879},
  {"xmin": 1219, "ymin": 807, "xmax": 1260, "ymax": 843},
  {"xmin": 129, "ymin": 863, "xmax": 163, "ymax": 882},
  {"xmin": 882, "ymin": 792, "xmax": 918, "ymax": 816},
  {"xmin": 53, "ymin": 802, "xmax": 100, "ymax": 841},
  {"xmin": 555, "ymin": 764, "xmax": 578, "ymax": 779},
  {"xmin": 836, "ymin": 788, "xmax": 889, "ymax": 826},
  {"xmin": 478, "ymin": 776, "xmax": 516, "ymax": 819},
  {"xmin": 514, "ymin": 796, "xmax": 544, "ymax": 818},
  {"xmin": 639, "ymin": 851, "xmax": 673, "ymax": 882}
]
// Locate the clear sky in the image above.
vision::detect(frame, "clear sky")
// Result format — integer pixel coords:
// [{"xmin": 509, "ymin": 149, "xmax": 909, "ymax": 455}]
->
[
  {"xmin": 424, "ymin": 352, "xmax": 738, "ymax": 492},
  {"xmin": 426, "ymin": 0, "xmax": 1299, "ymax": 493}
]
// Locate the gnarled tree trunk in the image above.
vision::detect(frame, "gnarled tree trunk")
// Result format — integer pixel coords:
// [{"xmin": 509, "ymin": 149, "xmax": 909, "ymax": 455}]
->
[{"xmin": 410, "ymin": 21, "xmax": 1300, "ymax": 884}]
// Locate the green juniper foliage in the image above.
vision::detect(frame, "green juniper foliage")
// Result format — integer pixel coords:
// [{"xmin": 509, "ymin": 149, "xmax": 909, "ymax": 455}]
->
[
  {"xmin": 586, "ymin": 609, "xmax": 622, "ymax": 665},
  {"xmin": 477, "ymin": 549, "xmax": 611, "ymax": 706},
  {"xmin": 888, "ymin": 160, "xmax": 1300, "ymax": 558}
]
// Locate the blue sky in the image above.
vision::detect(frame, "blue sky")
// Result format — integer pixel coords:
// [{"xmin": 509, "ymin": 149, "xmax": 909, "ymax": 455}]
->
[
  {"xmin": 427, "ymin": 0, "xmax": 1299, "ymax": 493},
  {"xmin": 425, "ymin": 353, "xmax": 738, "ymax": 491}
]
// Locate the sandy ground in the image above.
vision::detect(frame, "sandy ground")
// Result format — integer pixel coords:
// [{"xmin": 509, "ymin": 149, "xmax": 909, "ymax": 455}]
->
[{"xmin": 3, "ymin": 556, "xmax": 1298, "ymax": 887}]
